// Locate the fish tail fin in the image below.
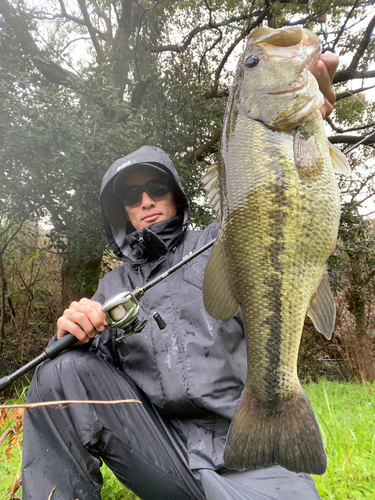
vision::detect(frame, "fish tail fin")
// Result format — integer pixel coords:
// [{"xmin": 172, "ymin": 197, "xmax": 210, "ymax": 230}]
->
[{"xmin": 224, "ymin": 385, "xmax": 327, "ymax": 475}]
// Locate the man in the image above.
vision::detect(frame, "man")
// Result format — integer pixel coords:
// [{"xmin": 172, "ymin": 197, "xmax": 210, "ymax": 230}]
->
[{"xmin": 22, "ymin": 55, "xmax": 338, "ymax": 499}]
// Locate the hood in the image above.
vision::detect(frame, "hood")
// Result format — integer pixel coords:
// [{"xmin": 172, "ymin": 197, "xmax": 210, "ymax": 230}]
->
[{"xmin": 100, "ymin": 146, "xmax": 190, "ymax": 261}]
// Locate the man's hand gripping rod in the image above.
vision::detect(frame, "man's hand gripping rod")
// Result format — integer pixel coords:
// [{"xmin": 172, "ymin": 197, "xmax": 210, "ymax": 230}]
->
[{"xmin": 0, "ymin": 239, "xmax": 215, "ymax": 392}]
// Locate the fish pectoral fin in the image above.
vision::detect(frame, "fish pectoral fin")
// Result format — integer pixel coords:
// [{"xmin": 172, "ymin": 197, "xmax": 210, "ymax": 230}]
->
[
  {"xmin": 307, "ymin": 269, "xmax": 336, "ymax": 340},
  {"xmin": 200, "ymin": 163, "xmax": 221, "ymax": 221},
  {"xmin": 294, "ymin": 128, "xmax": 323, "ymax": 179},
  {"xmin": 329, "ymin": 143, "xmax": 351, "ymax": 175},
  {"xmin": 202, "ymin": 234, "xmax": 240, "ymax": 322}
]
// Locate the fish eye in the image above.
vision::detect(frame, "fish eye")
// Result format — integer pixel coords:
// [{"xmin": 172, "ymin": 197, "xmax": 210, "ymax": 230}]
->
[{"xmin": 244, "ymin": 55, "xmax": 259, "ymax": 68}]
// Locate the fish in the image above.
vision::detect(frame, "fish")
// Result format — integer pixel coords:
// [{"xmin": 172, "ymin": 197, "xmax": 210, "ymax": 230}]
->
[{"xmin": 201, "ymin": 25, "xmax": 351, "ymax": 475}]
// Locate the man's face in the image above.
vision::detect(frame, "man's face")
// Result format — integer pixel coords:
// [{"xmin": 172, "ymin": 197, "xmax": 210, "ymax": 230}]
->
[{"xmin": 123, "ymin": 169, "xmax": 178, "ymax": 231}]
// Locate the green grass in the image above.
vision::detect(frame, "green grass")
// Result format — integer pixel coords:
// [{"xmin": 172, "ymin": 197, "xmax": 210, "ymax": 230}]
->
[
  {"xmin": 101, "ymin": 465, "xmax": 138, "ymax": 500},
  {"xmin": 0, "ymin": 387, "xmax": 136, "ymax": 500},
  {"xmin": 0, "ymin": 387, "xmax": 28, "ymax": 500},
  {"xmin": 1, "ymin": 381, "xmax": 374, "ymax": 499},
  {"xmin": 306, "ymin": 381, "xmax": 375, "ymax": 499}
]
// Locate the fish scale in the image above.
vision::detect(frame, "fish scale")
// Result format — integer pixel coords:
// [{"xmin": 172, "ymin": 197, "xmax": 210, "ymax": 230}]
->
[{"xmin": 201, "ymin": 25, "xmax": 350, "ymax": 474}]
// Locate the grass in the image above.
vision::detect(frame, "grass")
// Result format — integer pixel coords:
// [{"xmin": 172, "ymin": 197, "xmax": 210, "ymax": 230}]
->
[
  {"xmin": 0, "ymin": 387, "xmax": 27, "ymax": 500},
  {"xmin": 306, "ymin": 381, "xmax": 375, "ymax": 499},
  {"xmin": 0, "ymin": 387, "xmax": 137, "ymax": 500},
  {"xmin": 1, "ymin": 380, "xmax": 374, "ymax": 499}
]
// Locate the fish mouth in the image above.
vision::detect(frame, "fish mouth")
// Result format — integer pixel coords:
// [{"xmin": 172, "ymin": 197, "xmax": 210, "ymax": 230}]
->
[
  {"xmin": 250, "ymin": 26, "xmax": 320, "ymax": 52},
  {"xmin": 252, "ymin": 26, "xmax": 321, "ymax": 73}
]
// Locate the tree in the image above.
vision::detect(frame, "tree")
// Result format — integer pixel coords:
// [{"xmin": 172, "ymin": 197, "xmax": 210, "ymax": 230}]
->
[{"xmin": 0, "ymin": 0, "xmax": 375, "ymax": 332}]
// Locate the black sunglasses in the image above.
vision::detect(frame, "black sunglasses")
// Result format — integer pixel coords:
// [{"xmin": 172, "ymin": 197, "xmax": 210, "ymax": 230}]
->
[{"xmin": 120, "ymin": 179, "xmax": 171, "ymax": 207}]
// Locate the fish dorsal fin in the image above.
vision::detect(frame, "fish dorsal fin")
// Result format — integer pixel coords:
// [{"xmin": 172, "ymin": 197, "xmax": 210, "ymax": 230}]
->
[
  {"xmin": 203, "ymin": 233, "xmax": 240, "ymax": 322},
  {"xmin": 306, "ymin": 269, "xmax": 336, "ymax": 340},
  {"xmin": 201, "ymin": 163, "xmax": 221, "ymax": 221},
  {"xmin": 329, "ymin": 143, "xmax": 351, "ymax": 175},
  {"xmin": 294, "ymin": 128, "xmax": 324, "ymax": 179}
]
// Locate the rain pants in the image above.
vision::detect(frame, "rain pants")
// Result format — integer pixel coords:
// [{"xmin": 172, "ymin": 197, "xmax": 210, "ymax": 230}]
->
[{"xmin": 22, "ymin": 146, "xmax": 321, "ymax": 499}]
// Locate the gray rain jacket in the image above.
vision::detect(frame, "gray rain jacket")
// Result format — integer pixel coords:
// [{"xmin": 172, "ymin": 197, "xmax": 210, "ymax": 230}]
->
[{"xmin": 91, "ymin": 146, "xmax": 247, "ymax": 471}]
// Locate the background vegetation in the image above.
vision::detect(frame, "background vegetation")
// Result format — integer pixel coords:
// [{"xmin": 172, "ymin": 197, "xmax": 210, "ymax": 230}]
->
[
  {"xmin": 0, "ymin": 0, "xmax": 375, "ymax": 381},
  {"xmin": 1, "ymin": 0, "xmax": 375, "ymax": 498},
  {"xmin": 1, "ymin": 381, "xmax": 374, "ymax": 499}
]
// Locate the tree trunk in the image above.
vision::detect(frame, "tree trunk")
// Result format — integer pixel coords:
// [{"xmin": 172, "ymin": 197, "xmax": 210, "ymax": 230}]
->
[
  {"xmin": 61, "ymin": 257, "xmax": 102, "ymax": 310},
  {"xmin": 345, "ymin": 255, "xmax": 375, "ymax": 382},
  {"xmin": 352, "ymin": 294, "xmax": 375, "ymax": 381},
  {"xmin": 352, "ymin": 286, "xmax": 367, "ymax": 339},
  {"xmin": 0, "ymin": 252, "xmax": 5, "ymax": 354}
]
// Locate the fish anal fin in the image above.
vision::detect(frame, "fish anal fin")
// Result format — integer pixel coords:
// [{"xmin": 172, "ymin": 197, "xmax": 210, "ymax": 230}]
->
[
  {"xmin": 294, "ymin": 128, "xmax": 323, "ymax": 180},
  {"xmin": 329, "ymin": 143, "xmax": 351, "ymax": 175},
  {"xmin": 224, "ymin": 385, "xmax": 327, "ymax": 475},
  {"xmin": 307, "ymin": 270, "xmax": 336, "ymax": 340},
  {"xmin": 203, "ymin": 235, "xmax": 240, "ymax": 322}
]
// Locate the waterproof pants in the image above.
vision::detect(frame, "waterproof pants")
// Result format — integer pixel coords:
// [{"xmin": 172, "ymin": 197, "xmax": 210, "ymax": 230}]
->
[{"xmin": 22, "ymin": 349, "xmax": 322, "ymax": 500}]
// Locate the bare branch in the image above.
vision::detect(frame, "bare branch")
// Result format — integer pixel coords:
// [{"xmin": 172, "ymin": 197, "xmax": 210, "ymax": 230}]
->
[
  {"xmin": 344, "ymin": 129, "xmax": 375, "ymax": 153},
  {"xmin": 353, "ymin": 190, "xmax": 375, "ymax": 205},
  {"xmin": 0, "ymin": 0, "xmax": 82, "ymax": 86},
  {"xmin": 91, "ymin": 0, "xmax": 113, "ymax": 41},
  {"xmin": 331, "ymin": 0, "xmax": 361, "ymax": 52},
  {"xmin": 203, "ymin": 9, "xmax": 267, "ymax": 100},
  {"xmin": 0, "ymin": 221, "xmax": 17, "ymax": 239},
  {"xmin": 336, "ymin": 84, "xmax": 375, "ymax": 100},
  {"xmin": 152, "ymin": 10, "xmax": 263, "ymax": 54},
  {"xmin": 184, "ymin": 129, "xmax": 221, "ymax": 164},
  {"xmin": 361, "ymin": 209, "xmax": 375, "ymax": 217},
  {"xmin": 76, "ymin": 0, "xmax": 104, "ymax": 59},
  {"xmin": 348, "ymin": 13, "xmax": 375, "ymax": 73},
  {"xmin": 55, "ymin": 0, "xmax": 107, "ymax": 41},
  {"xmin": 59, "ymin": 37, "xmax": 91, "ymax": 55},
  {"xmin": 350, "ymin": 170, "xmax": 375, "ymax": 200},
  {"xmin": 198, "ymin": 1, "xmax": 223, "ymax": 82},
  {"xmin": 334, "ymin": 69, "xmax": 375, "ymax": 84},
  {"xmin": 0, "ymin": 399, "xmax": 142, "ymax": 410},
  {"xmin": 134, "ymin": 0, "xmax": 166, "ymax": 76},
  {"xmin": 326, "ymin": 118, "xmax": 375, "ymax": 134},
  {"xmin": 328, "ymin": 134, "xmax": 375, "ymax": 147},
  {"xmin": 0, "ymin": 220, "xmax": 25, "ymax": 254}
]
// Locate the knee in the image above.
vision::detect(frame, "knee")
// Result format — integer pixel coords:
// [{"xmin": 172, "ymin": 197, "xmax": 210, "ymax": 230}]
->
[{"xmin": 27, "ymin": 348, "xmax": 98, "ymax": 403}]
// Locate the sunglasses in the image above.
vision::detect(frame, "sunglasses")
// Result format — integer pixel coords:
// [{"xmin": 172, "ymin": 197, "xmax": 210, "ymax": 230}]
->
[{"xmin": 120, "ymin": 179, "xmax": 171, "ymax": 207}]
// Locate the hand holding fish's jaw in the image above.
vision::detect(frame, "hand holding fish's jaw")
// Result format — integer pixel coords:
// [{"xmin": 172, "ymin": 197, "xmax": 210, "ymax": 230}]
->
[{"xmin": 310, "ymin": 52, "xmax": 339, "ymax": 119}]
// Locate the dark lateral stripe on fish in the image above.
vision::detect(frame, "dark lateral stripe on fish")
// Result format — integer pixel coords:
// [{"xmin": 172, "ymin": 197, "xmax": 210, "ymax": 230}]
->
[{"xmin": 263, "ymin": 183, "xmax": 287, "ymax": 408}]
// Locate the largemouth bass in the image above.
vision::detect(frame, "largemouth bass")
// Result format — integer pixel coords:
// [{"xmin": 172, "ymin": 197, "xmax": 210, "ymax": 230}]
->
[{"xmin": 202, "ymin": 26, "xmax": 350, "ymax": 475}]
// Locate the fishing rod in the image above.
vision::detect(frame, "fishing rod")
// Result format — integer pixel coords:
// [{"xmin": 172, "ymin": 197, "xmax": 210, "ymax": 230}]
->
[{"xmin": 0, "ymin": 238, "xmax": 216, "ymax": 392}]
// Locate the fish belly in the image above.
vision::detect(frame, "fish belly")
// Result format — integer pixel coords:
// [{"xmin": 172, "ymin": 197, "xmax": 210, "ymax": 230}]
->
[{"xmin": 221, "ymin": 116, "xmax": 339, "ymax": 474}]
